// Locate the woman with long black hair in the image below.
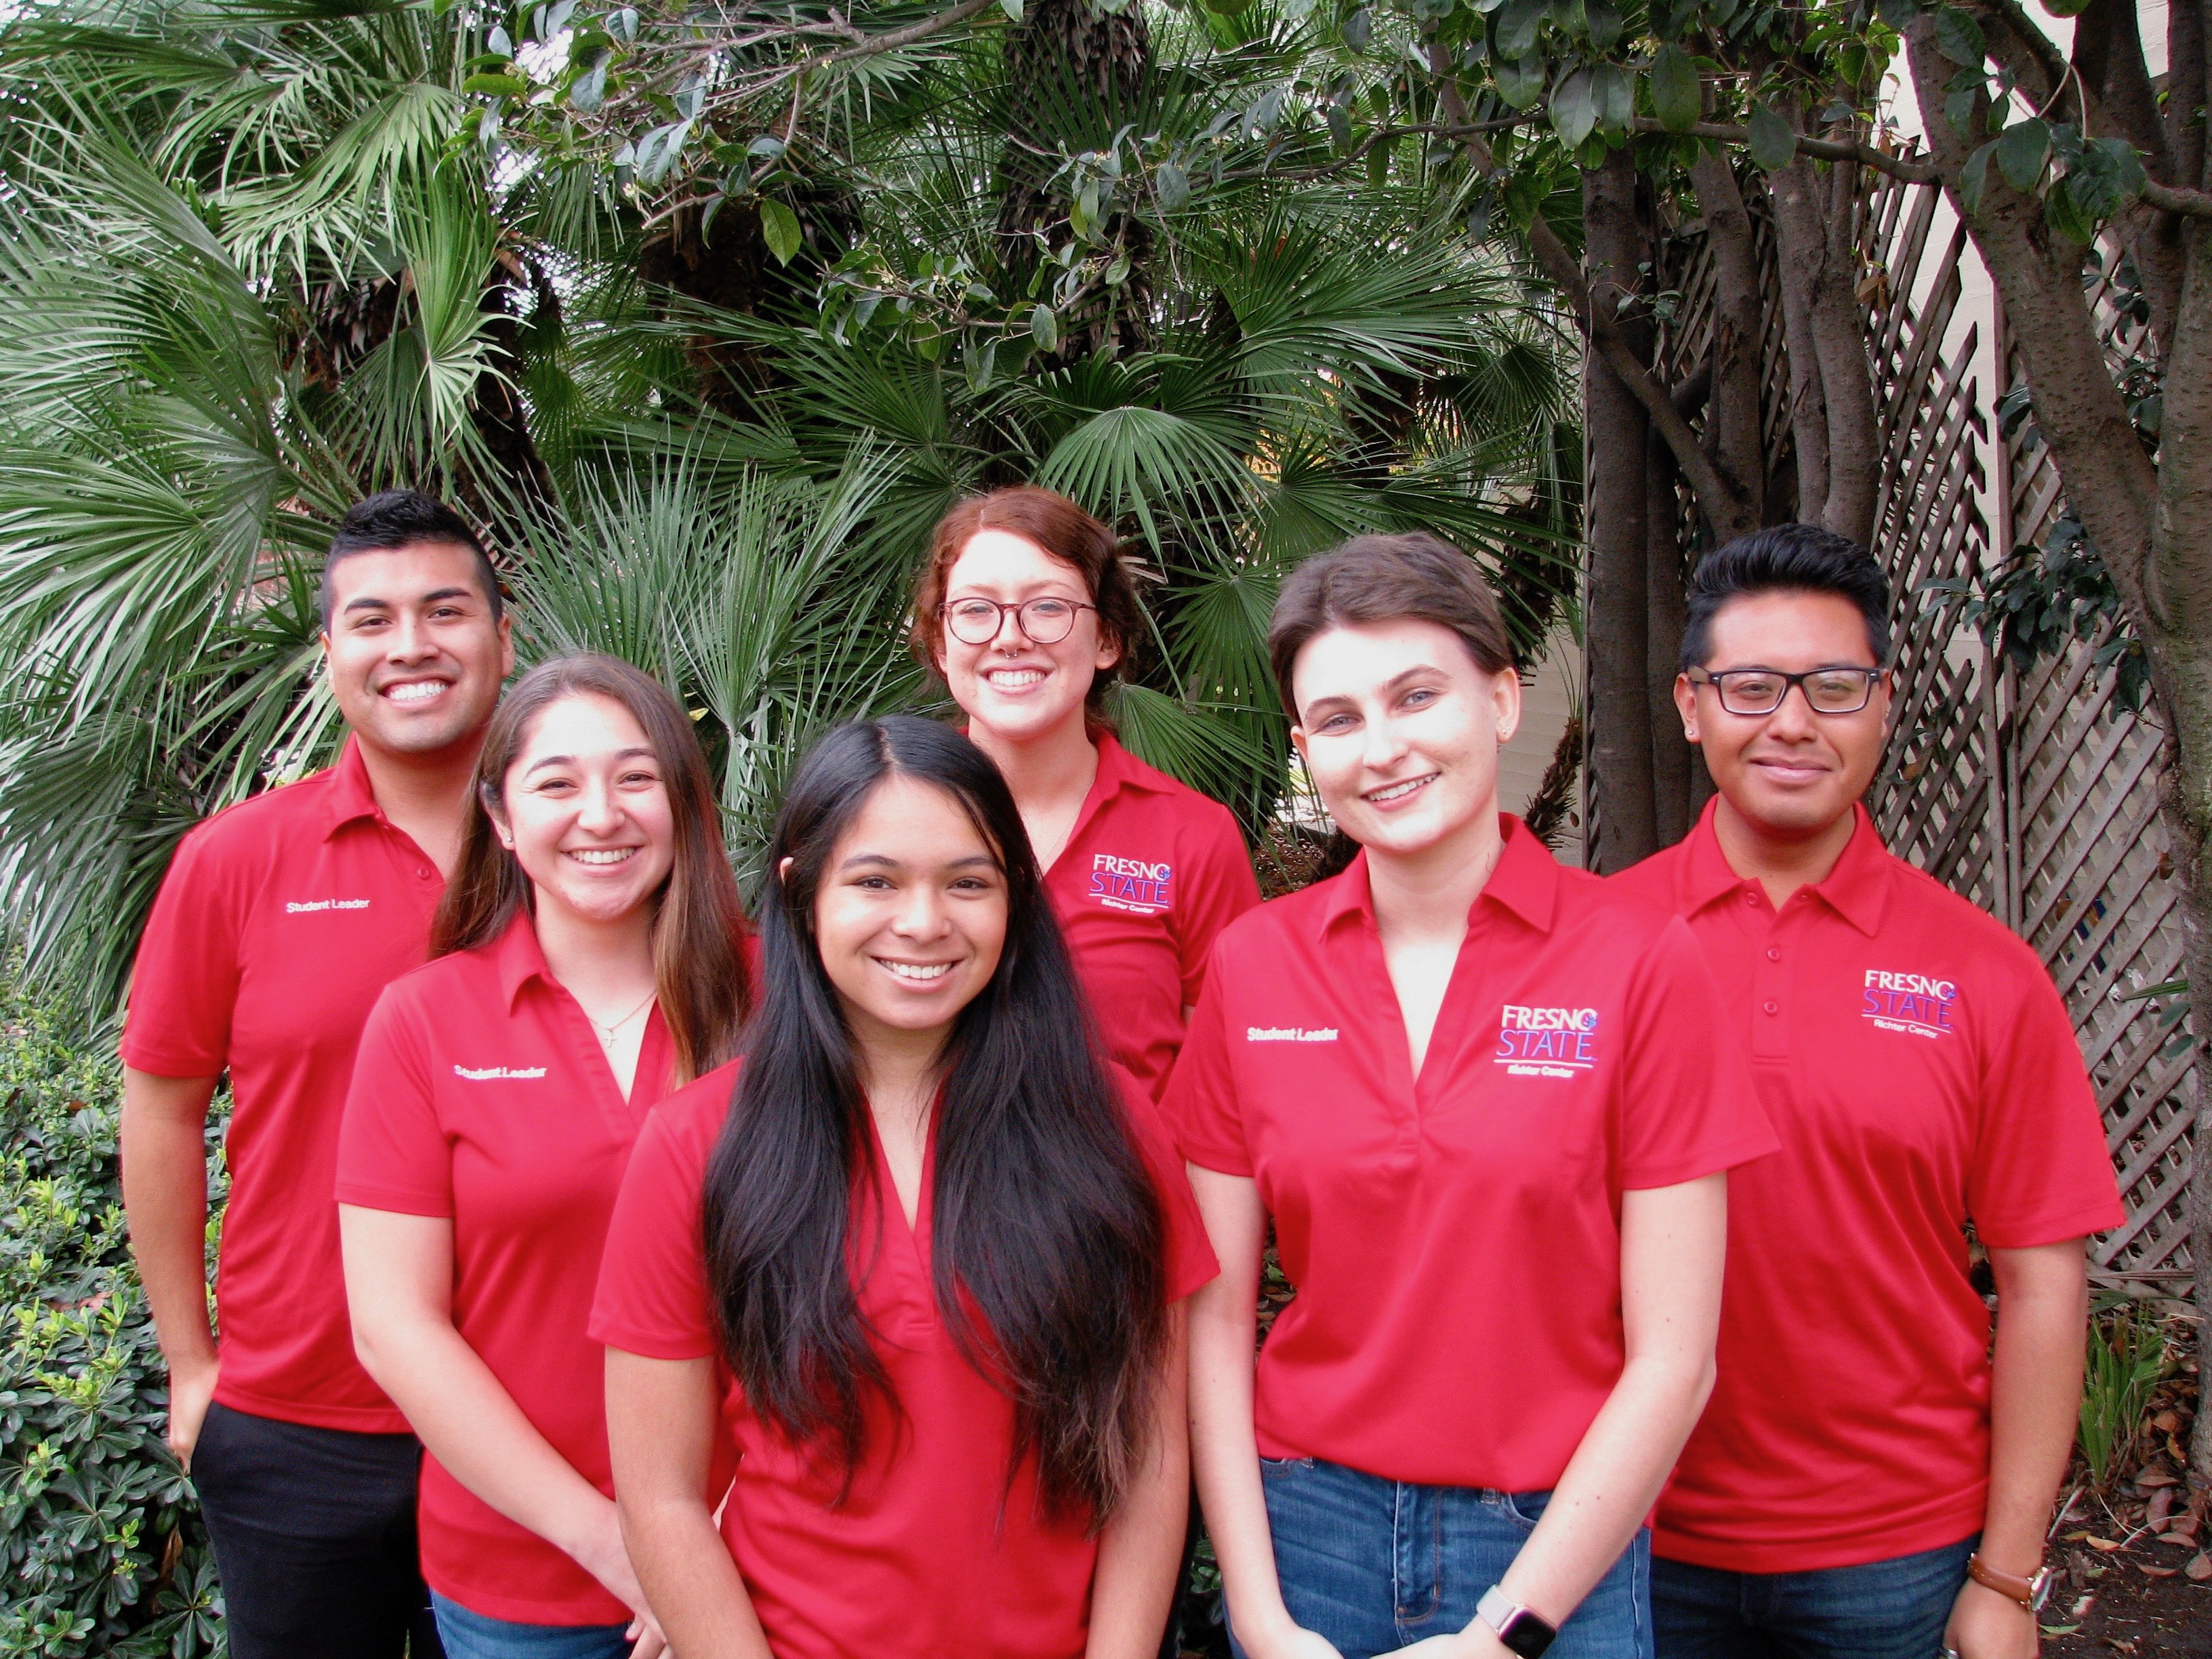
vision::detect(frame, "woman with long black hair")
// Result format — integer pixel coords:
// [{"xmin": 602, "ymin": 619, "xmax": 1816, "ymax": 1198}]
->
[
  {"xmin": 337, "ymin": 654, "xmax": 754, "ymax": 1658},
  {"xmin": 592, "ymin": 715, "xmax": 1216, "ymax": 1659}
]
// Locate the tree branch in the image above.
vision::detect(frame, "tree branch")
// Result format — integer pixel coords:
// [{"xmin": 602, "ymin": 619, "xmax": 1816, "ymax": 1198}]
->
[{"xmin": 1427, "ymin": 63, "xmax": 1755, "ymax": 535}]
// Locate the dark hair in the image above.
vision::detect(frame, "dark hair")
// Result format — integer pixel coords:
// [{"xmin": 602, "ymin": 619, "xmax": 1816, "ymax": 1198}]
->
[
  {"xmin": 1268, "ymin": 531, "xmax": 1514, "ymax": 718},
  {"xmin": 703, "ymin": 716, "xmax": 1168, "ymax": 1521},
  {"xmin": 910, "ymin": 487, "xmax": 1144, "ymax": 714},
  {"xmin": 320, "ymin": 489, "xmax": 503, "ymax": 629},
  {"xmin": 431, "ymin": 654, "xmax": 752, "ymax": 1085},
  {"xmin": 1679, "ymin": 523, "xmax": 1891, "ymax": 671}
]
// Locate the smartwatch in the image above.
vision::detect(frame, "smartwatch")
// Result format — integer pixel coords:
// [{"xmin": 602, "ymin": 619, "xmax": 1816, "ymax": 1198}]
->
[{"xmin": 1477, "ymin": 1585, "xmax": 1559, "ymax": 1659}]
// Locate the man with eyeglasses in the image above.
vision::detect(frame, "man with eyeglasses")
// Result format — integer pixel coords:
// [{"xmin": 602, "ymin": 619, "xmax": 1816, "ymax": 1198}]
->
[{"xmin": 1612, "ymin": 524, "xmax": 2119, "ymax": 1659}]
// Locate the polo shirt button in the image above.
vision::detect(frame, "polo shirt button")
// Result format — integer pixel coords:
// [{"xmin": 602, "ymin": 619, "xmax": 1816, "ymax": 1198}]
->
[
  {"xmin": 1766, "ymin": 947, "xmax": 1781, "ymax": 962},
  {"xmin": 419, "ymin": 867, "xmax": 434, "ymax": 880},
  {"xmin": 1763, "ymin": 1000, "xmax": 1778, "ymax": 1015}
]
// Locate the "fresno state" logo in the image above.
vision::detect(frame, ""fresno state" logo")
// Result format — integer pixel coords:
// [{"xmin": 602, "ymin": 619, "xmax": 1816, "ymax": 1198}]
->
[
  {"xmin": 1089, "ymin": 853, "xmax": 1173, "ymax": 916},
  {"xmin": 1495, "ymin": 1004, "xmax": 1599, "ymax": 1078},
  {"xmin": 1861, "ymin": 969, "xmax": 1958, "ymax": 1038}
]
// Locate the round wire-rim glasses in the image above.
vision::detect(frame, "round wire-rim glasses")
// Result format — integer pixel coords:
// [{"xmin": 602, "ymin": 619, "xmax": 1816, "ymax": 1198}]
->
[
  {"xmin": 1687, "ymin": 666, "xmax": 1885, "ymax": 716},
  {"xmin": 939, "ymin": 596, "xmax": 1097, "ymax": 646}
]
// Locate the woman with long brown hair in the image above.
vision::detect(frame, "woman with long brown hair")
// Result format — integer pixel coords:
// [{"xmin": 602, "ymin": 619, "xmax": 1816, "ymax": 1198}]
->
[
  {"xmin": 336, "ymin": 653, "xmax": 752, "ymax": 1659},
  {"xmin": 912, "ymin": 487, "xmax": 1259, "ymax": 1098}
]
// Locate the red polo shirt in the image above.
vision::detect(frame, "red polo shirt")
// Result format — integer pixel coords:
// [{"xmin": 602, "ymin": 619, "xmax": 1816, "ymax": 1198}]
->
[
  {"xmin": 1042, "ymin": 731, "xmax": 1259, "ymax": 1097},
  {"xmin": 589, "ymin": 1059, "xmax": 1218, "ymax": 1659},
  {"xmin": 1612, "ymin": 801, "xmax": 2123, "ymax": 1571},
  {"xmin": 121, "ymin": 739, "xmax": 441, "ymax": 1432},
  {"xmin": 336, "ymin": 913, "xmax": 678, "ymax": 1624},
  {"xmin": 1165, "ymin": 816, "xmax": 1775, "ymax": 1491}
]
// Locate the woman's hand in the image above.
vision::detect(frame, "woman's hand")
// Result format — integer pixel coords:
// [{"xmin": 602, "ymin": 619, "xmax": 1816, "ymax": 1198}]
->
[
  {"xmin": 1945, "ymin": 1578, "xmax": 2039, "ymax": 1659},
  {"xmin": 1234, "ymin": 1610, "xmax": 1346, "ymax": 1659},
  {"xmin": 568, "ymin": 1496, "xmax": 669, "ymax": 1655}
]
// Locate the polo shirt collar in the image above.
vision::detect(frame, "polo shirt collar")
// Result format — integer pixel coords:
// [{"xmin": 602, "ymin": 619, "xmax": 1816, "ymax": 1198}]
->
[
  {"xmin": 488, "ymin": 908, "xmax": 553, "ymax": 1010},
  {"xmin": 321, "ymin": 737, "xmax": 384, "ymax": 839},
  {"xmin": 1677, "ymin": 796, "xmax": 1891, "ymax": 937},
  {"xmin": 1091, "ymin": 729, "xmax": 1172, "ymax": 796},
  {"xmin": 1314, "ymin": 813, "xmax": 1559, "ymax": 941}
]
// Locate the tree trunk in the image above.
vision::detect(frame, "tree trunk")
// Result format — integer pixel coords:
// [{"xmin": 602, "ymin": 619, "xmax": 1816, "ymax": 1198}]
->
[
  {"xmin": 1908, "ymin": 17, "xmax": 2212, "ymax": 1485},
  {"xmin": 1647, "ymin": 424, "xmax": 1693, "ymax": 844},
  {"xmin": 1766, "ymin": 117, "xmax": 1879, "ymax": 546},
  {"xmin": 1584, "ymin": 150, "xmax": 1659, "ymax": 870},
  {"xmin": 1689, "ymin": 150, "xmax": 1768, "ymax": 533}
]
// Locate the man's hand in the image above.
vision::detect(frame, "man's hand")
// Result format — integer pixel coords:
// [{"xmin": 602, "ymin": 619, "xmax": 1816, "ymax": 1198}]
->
[
  {"xmin": 166, "ymin": 1354, "xmax": 220, "ymax": 1471},
  {"xmin": 1945, "ymin": 1576, "xmax": 2039, "ymax": 1659}
]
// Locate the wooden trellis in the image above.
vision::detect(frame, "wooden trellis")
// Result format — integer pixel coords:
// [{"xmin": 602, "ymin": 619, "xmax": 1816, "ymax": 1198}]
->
[{"xmin": 1633, "ymin": 165, "xmax": 2192, "ymax": 1288}]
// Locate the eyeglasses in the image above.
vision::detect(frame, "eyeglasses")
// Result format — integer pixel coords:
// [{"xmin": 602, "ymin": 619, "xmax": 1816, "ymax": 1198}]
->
[
  {"xmin": 1687, "ymin": 666, "xmax": 1885, "ymax": 716},
  {"xmin": 939, "ymin": 596, "xmax": 1096, "ymax": 647}
]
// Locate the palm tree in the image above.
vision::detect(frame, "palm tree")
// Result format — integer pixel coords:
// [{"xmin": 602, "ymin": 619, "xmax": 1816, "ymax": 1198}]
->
[{"xmin": 0, "ymin": 0, "xmax": 1581, "ymax": 1025}]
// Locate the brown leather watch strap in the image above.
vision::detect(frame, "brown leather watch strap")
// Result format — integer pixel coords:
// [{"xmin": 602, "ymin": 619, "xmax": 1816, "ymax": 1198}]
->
[{"xmin": 1965, "ymin": 1553, "xmax": 2044, "ymax": 1612}]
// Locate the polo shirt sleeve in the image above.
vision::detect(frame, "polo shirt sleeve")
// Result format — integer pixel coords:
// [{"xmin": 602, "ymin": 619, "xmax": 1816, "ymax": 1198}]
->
[
  {"xmin": 335, "ymin": 986, "xmax": 453, "ymax": 1218},
  {"xmin": 1967, "ymin": 960, "xmax": 2124, "ymax": 1248},
  {"xmin": 1176, "ymin": 810, "xmax": 1263, "ymax": 1008},
  {"xmin": 1160, "ymin": 945, "xmax": 1252, "ymax": 1178},
  {"xmin": 119, "ymin": 825, "xmax": 239, "ymax": 1078},
  {"xmin": 1115, "ymin": 1071, "xmax": 1221, "ymax": 1303},
  {"xmin": 1616, "ymin": 918, "xmax": 1778, "ymax": 1190},
  {"xmin": 590, "ymin": 1094, "xmax": 720, "ymax": 1361}
]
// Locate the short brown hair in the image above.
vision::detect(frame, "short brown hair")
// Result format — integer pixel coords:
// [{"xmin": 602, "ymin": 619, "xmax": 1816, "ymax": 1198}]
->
[
  {"xmin": 1269, "ymin": 533, "xmax": 1513, "ymax": 719},
  {"xmin": 432, "ymin": 653, "xmax": 753, "ymax": 1084},
  {"xmin": 910, "ymin": 486, "xmax": 1145, "ymax": 714}
]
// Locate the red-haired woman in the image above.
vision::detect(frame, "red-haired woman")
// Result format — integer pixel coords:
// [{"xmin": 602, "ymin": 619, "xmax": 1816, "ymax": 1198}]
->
[
  {"xmin": 912, "ymin": 487, "xmax": 1259, "ymax": 1097},
  {"xmin": 336, "ymin": 654, "xmax": 753, "ymax": 1658}
]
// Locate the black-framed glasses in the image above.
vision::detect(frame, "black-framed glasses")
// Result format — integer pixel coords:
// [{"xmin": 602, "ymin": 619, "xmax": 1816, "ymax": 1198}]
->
[
  {"xmin": 939, "ymin": 596, "xmax": 1096, "ymax": 646},
  {"xmin": 1688, "ymin": 666, "xmax": 1885, "ymax": 716}
]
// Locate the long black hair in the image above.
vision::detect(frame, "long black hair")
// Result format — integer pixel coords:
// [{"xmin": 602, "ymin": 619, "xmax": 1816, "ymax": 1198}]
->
[{"xmin": 702, "ymin": 716, "xmax": 1168, "ymax": 1522}]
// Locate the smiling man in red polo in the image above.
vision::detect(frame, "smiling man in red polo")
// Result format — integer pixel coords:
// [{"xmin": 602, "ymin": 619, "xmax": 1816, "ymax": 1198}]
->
[
  {"xmin": 1612, "ymin": 525, "xmax": 2121, "ymax": 1659},
  {"xmin": 119, "ymin": 491, "xmax": 511, "ymax": 1659}
]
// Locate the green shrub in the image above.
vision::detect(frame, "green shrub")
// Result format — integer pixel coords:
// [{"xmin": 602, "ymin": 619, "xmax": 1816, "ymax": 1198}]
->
[
  {"xmin": 0, "ymin": 981, "xmax": 225, "ymax": 1656},
  {"xmin": 2076, "ymin": 1298, "xmax": 2171, "ymax": 1490}
]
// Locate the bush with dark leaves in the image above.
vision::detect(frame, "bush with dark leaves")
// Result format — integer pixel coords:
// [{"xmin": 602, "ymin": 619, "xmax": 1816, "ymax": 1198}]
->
[{"xmin": 0, "ymin": 981, "xmax": 225, "ymax": 1656}]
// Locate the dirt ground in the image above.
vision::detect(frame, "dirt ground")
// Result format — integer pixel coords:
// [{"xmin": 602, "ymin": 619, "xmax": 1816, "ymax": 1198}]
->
[{"xmin": 2045, "ymin": 1542, "xmax": 2211, "ymax": 1659}]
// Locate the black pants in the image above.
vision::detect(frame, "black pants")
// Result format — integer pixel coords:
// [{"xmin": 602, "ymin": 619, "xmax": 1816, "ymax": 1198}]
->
[{"xmin": 190, "ymin": 1400, "xmax": 445, "ymax": 1659}]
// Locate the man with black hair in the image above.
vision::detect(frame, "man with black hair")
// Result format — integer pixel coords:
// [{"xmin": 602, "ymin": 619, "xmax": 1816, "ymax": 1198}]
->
[
  {"xmin": 1612, "ymin": 523, "xmax": 2121, "ymax": 1659},
  {"xmin": 120, "ymin": 490, "xmax": 511, "ymax": 1658}
]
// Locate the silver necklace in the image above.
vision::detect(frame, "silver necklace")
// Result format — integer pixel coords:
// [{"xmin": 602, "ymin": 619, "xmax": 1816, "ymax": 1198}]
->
[{"xmin": 587, "ymin": 990, "xmax": 657, "ymax": 1048}]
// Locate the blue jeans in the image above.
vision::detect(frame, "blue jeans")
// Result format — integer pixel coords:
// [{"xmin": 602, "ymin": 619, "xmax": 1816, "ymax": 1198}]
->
[
  {"xmin": 1651, "ymin": 1538, "xmax": 1978, "ymax": 1659},
  {"xmin": 430, "ymin": 1593, "xmax": 635, "ymax": 1659},
  {"xmin": 1237, "ymin": 1455, "xmax": 1653, "ymax": 1659}
]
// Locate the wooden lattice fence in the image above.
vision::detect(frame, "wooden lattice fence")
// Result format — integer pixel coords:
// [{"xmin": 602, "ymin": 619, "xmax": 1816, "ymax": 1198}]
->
[{"xmin": 1631, "ymin": 165, "xmax": 2193, "ymax": 1289}]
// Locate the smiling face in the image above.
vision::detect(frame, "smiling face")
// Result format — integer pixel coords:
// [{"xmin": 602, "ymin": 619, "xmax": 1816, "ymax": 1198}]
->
[
  {"xmin": 322, "ymin": 541, "xmax": 512, "ymax": 760},
  {"xmin": 490, "ymin": 692, "xmax": 677, "ymax": 929},
  {"xmin": 810, "ymin": 773, "xmax": 1010, "ymax": 1057},
  {"xmin": 935, "ymin": 529, "xmax": 1119, "ymax": 746},
  {"xmin": 1289, "ymin": 618, "xmax": 1521, "ymax": 863},
  {"xmin": 1675, "ymin": 589, "xmax": 1891, "ymax": 840}
]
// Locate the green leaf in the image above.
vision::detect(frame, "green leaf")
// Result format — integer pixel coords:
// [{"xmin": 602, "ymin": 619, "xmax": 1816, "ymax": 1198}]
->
[
  {"xmin": 609, "ymin": 6, "xmax": 638, "ymax": 39},
  {"xmin": 1589, "ymin": 62, "xmax": 1633, "ymax": 137},
  {"xmin": 1000, "ymin": 0, "xmax": 1023, "ymax": 19},
  {"xmin": 1933, "ymin": 5, "xmax": 1986, "ymax": 65},
  {"xmin": 569, "ymin": 53, "xmax": 609, "ymax": 113},
  {"xmin": 1030, "ymin": 303, "xmax": 1059, "ymax": 352},
  {"xmin": 2068, "ymin": 135, "xmax": 2150, "ymax": 217},
  {"xmin": 1746, "ymin": 102, "xmax": 1797, "ymax": 170},
  {"xmin": 1959, "ymin": 139, "xmax": 1995, "ymax": 213},
  {"xmin": 1494, "ymin": 52, "xmax": 1547, "ymax": 109},
  {"xmin": 1493, "ymin": 0, "xmax": 1545, "ymax": 61},
  {"xmin": 1156, "ymin": 162, "xmax": 1189, "ymax": 211},
  {"xmin": 760, "ymin": 199, "xmax": 802, "ymax": 264},
  {"xmin": 1584, "ymin": 0, "xmax": 1622, "ymax": 49},
  {"xmin": 1551, "ymin": 67, "xmax": 1597, "ymax": 148},
  {"xmin": 1649, "ymin": 41, "xmax": 1701, "ymax": 131},
  {"xmin": 462, "ymin": 72, "xmax": 529, "ymax": 98},
  {"xmin": 1995, "ymin": 116, "xmax": 2049, "ymax": 190}
]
